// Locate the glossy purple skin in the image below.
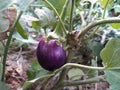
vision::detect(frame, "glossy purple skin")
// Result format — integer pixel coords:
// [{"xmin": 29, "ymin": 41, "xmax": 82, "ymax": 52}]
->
[{"xmin": 36, "ymin": 37, "xmax": 66, "ymax": 71}]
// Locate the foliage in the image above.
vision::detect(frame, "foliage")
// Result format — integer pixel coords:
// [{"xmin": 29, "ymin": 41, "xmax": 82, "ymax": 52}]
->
[
  {"xmin": 0, "ymin": 81, "xmax": 10, "ymax": 90},
  {"xmin": 0, "ymin": 0, "xmax": 120, "ymax": 90}
]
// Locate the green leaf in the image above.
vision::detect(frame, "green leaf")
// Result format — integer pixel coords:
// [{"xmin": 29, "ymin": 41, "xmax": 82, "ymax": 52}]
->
[
  {"xmin": 46, "ymin": 0, "xmax": 66, "ymax": 14},
  {"xmin": 23, "ymin": 61, "xmax": 50, "ymax": 89},
  {"xmin": 91, "ymin": 41, "xmax": 104, "ymax": 61},
  {"xmin": 27, "ymin": 61, "xmax": 48, "ymax": 80},
  {"xmin": 68, "ymin": 68, "xmax": 84, "ymax": 80},
  {"xmin": 16, "ymin": 22, "xmax": 28, "ymax": 39},
  {"xmin": 12, "ymin": 32, "xmax": 38, "ymax": 44},
  {"xmin": 87, "ymin": 60, "xmax": 98, "ymax": 78},
  {"xmin": 106, "ymin": 49, "xmax": 120, "ymax": 69},
  {"xmin": 14, "ymin": 0, "xmax": 34, "ymax": 11},
  {"xmin": 105, "ymin": 69, "xmax": 120, "ymax": 90},
  {"xmin": 0, "ymin": 13, "xmax": 9, "ymax": 33},
  {"xmin": 110, "ymin": 23, "xmax": 120, "ymax": 29},
  {"xmin": 22, "ymin": 73, "xmax": 52, "ymax": 90},
  {"xmin": 34, "ymin": 7, "xmax": 56, "ymax": 27},
  {"xmin": 98, "ymin": 0, "xmax": 113, "ymax": 8},
  {"xmin": 23, "ymin": 73, "xmax": 52, "ymax": 90},
  {"xmin": 0, "ymin": 0, "xmax": 12, "ymax": 12},
  {"xmin": 100, "ymin": 38, "xmax": 120, "ymax": 69},
  {"xmin": 32, "ymin": 20, "xmax": 41, "ymax": 30},
  {"xmin": 0, "ymin": 81, "xmax": 10, "ymax": 90}
]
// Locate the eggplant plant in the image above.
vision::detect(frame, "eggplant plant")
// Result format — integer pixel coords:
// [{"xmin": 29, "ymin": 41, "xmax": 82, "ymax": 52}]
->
[{"xmin": 1, "ymin": 0, "xmax": 120, "ymax": 90}]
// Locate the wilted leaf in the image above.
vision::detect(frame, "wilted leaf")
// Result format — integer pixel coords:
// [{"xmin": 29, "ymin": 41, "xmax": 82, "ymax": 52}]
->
[
  {"xmin": 3, "ymin": 8, "xmax": 17, "ymax": 26},
  {"xmin": 0, "ymin": 8, "xmax": 17, "ymax": 40},
  {"xmin": 68, "ymin": 68, "xmax": 84, "ymax": 80}
]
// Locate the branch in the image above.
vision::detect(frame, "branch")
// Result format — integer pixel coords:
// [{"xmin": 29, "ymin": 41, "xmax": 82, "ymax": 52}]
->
[
  {"xmin": 62, "ymin": 75, "xmax": 106, "ymax": 86},
  {"xmin": 77, "ymin": 18, "xmax": 120, "ymax": 39}
]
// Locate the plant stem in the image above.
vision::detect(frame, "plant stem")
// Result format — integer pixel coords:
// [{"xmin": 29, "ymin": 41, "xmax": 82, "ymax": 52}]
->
[
  {"xmin": 103, "ymin": 0, "xmax": 110, "ymax": 19},
  {"xmin": 62, "ymin": 75, "xmax": 106, "ymax": 86},
  {"xmin": 60, "ymin": 0, "xmax": 69, "ymax": 20},
  {"xmin": 23, "ymin": 73, "xmax": 55, "ymax": 90},
  {"xmin": 87, "ymin": 0, "xmax": 110, "ymax": 39},
  {"xmin": 69, "ymin": 0, "xmax": 75, "ymax": 31},
  {"xmin": 54, "ymin": 0, "xmax": 69, "ymax": 35},
  {"xmin": 1, "ymin": 11, "xmax": 23, "ymax": 81},
  {"xmin": 77, "ymin": 18, "xmax": 120, "ymax": 39},
  {"xmin": 59, "ymin": 63, "xmax": 105, "ymax": 70},
  {"xmin": 43, "ymin": 0, "xmax": 67, "ymax": 35},
  {"xmin": 52, "ymin": 50, "xmax": 75, "ymax": 90},
  {"xmin": 87, "ymin": 26, "xmax": 100, "ymax": 39}
]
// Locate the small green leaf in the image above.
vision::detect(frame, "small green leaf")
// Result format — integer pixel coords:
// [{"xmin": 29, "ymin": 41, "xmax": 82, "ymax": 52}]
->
[
  {"xmin": 105, "ymin": 69, "xmax": 120, "ymax": 90},
  {"xmin": 87, "ymin": 60, "xmax": 98, "ymax": 78},
  {"xmin": 110, "ymin": 23, "xmax": 120, "ymax": 29},
  {"xmin": 68, "ymin": 68, "xmax": 84, "ymax": 80},
  {"xmin": 23, "ymin": 61, "xmax": 49, "ymax": 89},
  {"xmin": 27, "ymin": 61, "xmax": 48, "ymax": 80},
  {"xmin": 32, "ymin": 20, "xmax": 41, "ymax": 29},
  {"xmin": 16, "ymin": 22, "xmax": 28, "ymax": 39},
  {"xmin": 98, "ymin": 0, "xmax": 113, "ymax": 8},
  {"xmin": 46, "ymin": 0, "xmax": 66, "ymax": 14},
  {"xmin": 0, "ymin": 81, "xmax": 10, "ymax": 90},
  {"xmin": 91, "ymin": 41, "xmax": 104, "ymax": 61},
  {"xmin": 0, "ymin": 0, "xmax": 12, "ymax": 12},
  {"xmin": 100, "ymin": 38, "xmax": 120, "ymax": 69}
]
